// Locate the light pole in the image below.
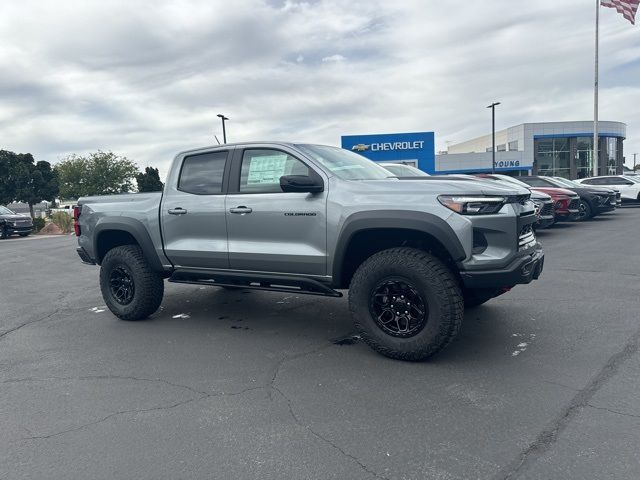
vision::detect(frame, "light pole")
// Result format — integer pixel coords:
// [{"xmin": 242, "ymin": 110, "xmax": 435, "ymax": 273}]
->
[
  {"xmin": 486, "ymin": 102, "xmax": 500, "ymax": 174},
  {"xmin": 634, "ymin": 153, "xmax": 638, "ymax": 173},
  {"xmin": 217, "ymin": 114, "xmax": 229, "ymax": 143}
]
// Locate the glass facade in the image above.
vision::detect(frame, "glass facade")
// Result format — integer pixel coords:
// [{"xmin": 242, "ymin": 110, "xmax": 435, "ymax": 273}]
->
[
  {"xmin": 534, "ymin": 136, "xmax": 623, "ymax": 179},
  {"xmin": 535, "ymin": 138, "xmax": 570, "ymax": 178}
]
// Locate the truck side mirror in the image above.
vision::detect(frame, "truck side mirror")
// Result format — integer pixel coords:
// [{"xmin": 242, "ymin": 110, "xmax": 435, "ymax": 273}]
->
[{"xmin": 280, "ymin": 175, "xmax": 324, "ymax": 193}]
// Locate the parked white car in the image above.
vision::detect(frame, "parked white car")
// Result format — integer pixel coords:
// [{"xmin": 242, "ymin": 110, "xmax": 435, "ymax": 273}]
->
[{"xmin": 575, "ymin": 176, "xmax": 640, "ymax": 202}]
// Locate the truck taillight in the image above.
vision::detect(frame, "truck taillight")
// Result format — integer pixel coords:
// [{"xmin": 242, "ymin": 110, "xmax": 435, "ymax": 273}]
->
[{"xmin": 73, "ymin": 205, "xmax": 81, "ymax": 236}]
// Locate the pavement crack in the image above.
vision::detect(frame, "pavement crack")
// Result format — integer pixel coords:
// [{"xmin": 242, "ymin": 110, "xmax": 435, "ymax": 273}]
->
[
  {"xmin": 0, "ymin": 309, "xmax": 60, "ymax": 340},
  {"xmin": 13, "ymin": 376, "xmax": 264, "ymax": 442},
  {"xmin": 586, "ymin": 404, "xmax": 640, "ymax": 419},
  {"xmin": 267, "ymin": 344, "xmax": 332, "ymax": 400},
  {"xmin": 272, "ymin": 385, "xmax": 388, "ymax": 480},
  {"xmin": 494, "ymin": 325, "xmax": 640, "ymax": 480},
  {"xmin": 20, "ymin": 395, "xmax": 206, "ymax": 441}
]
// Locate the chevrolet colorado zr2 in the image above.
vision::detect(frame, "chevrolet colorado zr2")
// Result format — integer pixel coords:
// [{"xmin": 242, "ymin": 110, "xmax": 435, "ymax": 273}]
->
[{"xmin": 74, "ymin": 142, "xmax": 544, "ymax": 360}]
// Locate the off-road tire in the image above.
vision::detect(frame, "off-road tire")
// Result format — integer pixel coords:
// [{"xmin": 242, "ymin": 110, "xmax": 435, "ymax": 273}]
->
[
  {"xmin": 348, "ymin": 247, "xmax": 463, "ymax": 361},
  {"xmin": 0, "ymin": 225, "xmax": 8, "ymax": 239},
  {"xmin": 99, "ymin": 245, "xmax": 164, "ymax": 321}
]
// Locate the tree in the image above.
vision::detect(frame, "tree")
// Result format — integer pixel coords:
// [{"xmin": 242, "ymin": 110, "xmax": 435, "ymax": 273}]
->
[
  {"xmin": 136, "ymin": 167, "xmax": 164, "ymax": 192},
  {"xmin": 0, "ymin": 150, "xmax": 19, "ymax": 205},
  {"xmin": 0, "ymin": 150, "xmax": 58, "ymax": 217},
  {"xmin": 55, "ymin": 151, "xmax": 139, "ymax": 199}
]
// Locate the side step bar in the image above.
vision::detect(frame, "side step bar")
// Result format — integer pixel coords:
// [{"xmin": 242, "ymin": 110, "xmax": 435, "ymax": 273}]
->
[{"xmin": 168, "ymin": 269, "xmax": 342, "ymax": 298}]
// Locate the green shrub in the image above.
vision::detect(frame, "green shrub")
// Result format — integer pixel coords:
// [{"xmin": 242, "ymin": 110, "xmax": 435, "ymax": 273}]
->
[
  {"xmin": 51, "ymin": 211, "xmax": 73, "ymax": 233},
  {"xmin": 32, "ymin": 217, "xmax": 45, "ymax": 232}
]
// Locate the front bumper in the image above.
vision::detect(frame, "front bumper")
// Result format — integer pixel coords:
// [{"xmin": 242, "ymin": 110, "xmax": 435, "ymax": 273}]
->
[
  {"xmin": 459, "ymin": 245, "xmax": 544, "ymax": 289},
  {"xmin": 595, "ymin": 204, "xmax": 616, "ymax": 214},
  {"xmin": 535, "ymin": 214, "xmax": 555, "ymax": 229},
  {"xmin": 5, "ymin": 225, "xmax": 33, "ymax": 234}
]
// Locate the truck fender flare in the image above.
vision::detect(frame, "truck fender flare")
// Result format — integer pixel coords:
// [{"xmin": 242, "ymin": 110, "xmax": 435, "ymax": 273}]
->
[
  {"xmin": 331, "ymin": 210, "xmax": 467, "ymax": 283},
  {"xmin": 93, "ymin": 218, "xmax": 164, "ymax": 273}
]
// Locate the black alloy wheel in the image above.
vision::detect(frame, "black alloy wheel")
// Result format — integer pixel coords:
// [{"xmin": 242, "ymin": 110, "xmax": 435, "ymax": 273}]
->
[
  {"xmin": 576, "ymin": 200, "xmax": 592, "ymax": 221},
  {"xmin": 109, "ymin": 265, "xmax": 136, "ymax": 305},
  {"xmin": 369, "ymin": 278, "xmax": 428, "ymax": 338}
]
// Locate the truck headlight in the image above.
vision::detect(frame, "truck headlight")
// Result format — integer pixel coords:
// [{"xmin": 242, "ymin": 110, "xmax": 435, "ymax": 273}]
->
[{"xmin": 438, "ymin": 195, "xmax": 506, "ymax": 215}]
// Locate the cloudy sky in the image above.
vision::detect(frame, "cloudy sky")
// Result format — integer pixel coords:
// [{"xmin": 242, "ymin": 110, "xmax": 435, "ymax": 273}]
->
[{"xmin": 1, "ymin": 0, "xmax": 639, "ymax": 177}]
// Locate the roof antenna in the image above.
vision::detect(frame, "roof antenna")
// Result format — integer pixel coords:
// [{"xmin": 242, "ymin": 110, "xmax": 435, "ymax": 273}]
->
[{"xmin": 214, "ymin": 135, "xmax": 221, "ymax": 145}]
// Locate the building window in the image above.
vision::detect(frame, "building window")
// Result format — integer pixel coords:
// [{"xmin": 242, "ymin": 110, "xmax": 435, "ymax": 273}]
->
[
  {"xmin": 575, "ymin": 137, "xmax": 593, "ymax": 179},
  {"xmin": 534, "ymin": 137, "xmax": 570, "ymax": 178},
  {"xmin": 606, "ymin": 137, "xmax": 617, "ymax": 175},
  {"xmin": 508, "ymin": 141, "xmax": 518, "ymax": 151},
  {"xmin": 497, "ymin": 144, "xmax": 506, "ymax": 152}
]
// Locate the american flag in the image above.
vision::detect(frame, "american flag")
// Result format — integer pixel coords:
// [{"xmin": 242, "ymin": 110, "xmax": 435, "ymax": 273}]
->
[{"xmin": 601, "ymin": 0, "xmax": 639, "ymax": 24}]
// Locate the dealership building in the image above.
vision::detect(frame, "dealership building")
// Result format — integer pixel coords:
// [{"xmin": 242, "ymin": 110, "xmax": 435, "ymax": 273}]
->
[{"xmin": 342, "ymin": 121, "xmax": 626, "ymax": 178}]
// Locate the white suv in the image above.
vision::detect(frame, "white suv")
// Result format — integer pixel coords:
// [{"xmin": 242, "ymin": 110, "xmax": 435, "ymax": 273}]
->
[{"xmin": 575, "ymin": 176, "xmax": 640, "ymax": 202}]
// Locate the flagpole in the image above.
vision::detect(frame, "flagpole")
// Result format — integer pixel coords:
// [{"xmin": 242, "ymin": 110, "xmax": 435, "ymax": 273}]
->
[{"xmin": 593, "ymin": 0, "xmax": 599, "ymax": 177}]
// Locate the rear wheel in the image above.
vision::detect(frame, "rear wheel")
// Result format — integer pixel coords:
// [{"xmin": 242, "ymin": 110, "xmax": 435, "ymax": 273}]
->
[
  {"xmin": 99, "ymin": 245, "xmax": 164, "ymax": 321},
  {"xmin": 348, "ymin": 247, "xmax": 463, "ymax": 361},
  {"xmin": 576, "ymin": 200, "xmax": 592, "ymax": 221}
]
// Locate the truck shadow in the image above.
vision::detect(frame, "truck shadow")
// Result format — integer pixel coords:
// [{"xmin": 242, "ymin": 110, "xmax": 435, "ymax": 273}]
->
[{"xmin": 155, "ymin": 284, "xmax": 515, "ymax": 365}]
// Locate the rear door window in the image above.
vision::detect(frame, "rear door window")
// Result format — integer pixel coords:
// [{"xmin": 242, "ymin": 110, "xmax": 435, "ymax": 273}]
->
[{"xmin": 178, "ymin": 151, "xmax": 228, "ymax": 194}]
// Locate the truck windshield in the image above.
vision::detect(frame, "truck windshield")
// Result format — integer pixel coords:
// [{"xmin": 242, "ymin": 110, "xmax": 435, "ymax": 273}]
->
[
  {"xmin": 296, "ymin": 144, "xmax": 392, "ymax": 180},
  {"xmin": 0, "ymin": 206, "xmax": 15, "ymax": 215}
]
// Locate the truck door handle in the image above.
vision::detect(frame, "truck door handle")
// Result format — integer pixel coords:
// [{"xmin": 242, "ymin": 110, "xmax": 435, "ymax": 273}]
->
[
  {"xmin": 229, "ymin": 206, "xmax": 252, "ymax": 214},
  {"xmin": 168, "ymin": 208, "xmax": 188, "ymax": 215}
]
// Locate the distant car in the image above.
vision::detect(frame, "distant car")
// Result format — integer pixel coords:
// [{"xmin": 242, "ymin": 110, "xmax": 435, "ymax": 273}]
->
[
  {"xmin": 474, "ymin": 175, "xmax": 555, "ymax": 229},
  {"xmin": 552, "ymin": 176, "xmax": 621, "ymax": 207},
  {"xmin": 476, "ymin": 174, "xmax": 580, "ymax": 222},
  {"xmin": 574, "ymin": 175, "xmax": 640, "ymax": 202},
  {"xmin": 519, "ymin": 176, "xmax": 616, "ymax": 221},
  {"xmin": 379, "ymin": 163, "xmax": 429, "ymax": 177},
  {"xmin": 351, "ymin": 144, "xmax": 369, "ymax": 152},
  {"xmin": 0, "ymin": 205, "xmax": 33, "ymax": 239}
]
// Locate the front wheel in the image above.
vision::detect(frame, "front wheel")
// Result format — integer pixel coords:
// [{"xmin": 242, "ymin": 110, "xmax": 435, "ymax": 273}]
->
[
  {"xmin": 99, "ymin": 245, "xmax": 164, "ymax": 321},
  {"xmin": 575, "ymin": 200, "xmax": 592, "ymax": 221},
  {"xmin": 0, "ymin": 226, "xmax": 8, "ymax": 239},
  {"xmin": 348, "ymin": 247, "xmax": 463, "ymax": 361}
]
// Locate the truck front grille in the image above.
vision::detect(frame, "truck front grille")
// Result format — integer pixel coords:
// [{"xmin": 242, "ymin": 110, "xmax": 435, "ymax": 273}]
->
[{"xmin": 540, "ymin": 202, "xmax": 554, "ymax": 216}]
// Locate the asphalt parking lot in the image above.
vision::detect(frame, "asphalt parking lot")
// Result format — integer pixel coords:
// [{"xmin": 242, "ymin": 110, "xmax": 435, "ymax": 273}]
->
[{"xmin": 1, "ymin": 207, "xmax": 639, "ymax": 480}]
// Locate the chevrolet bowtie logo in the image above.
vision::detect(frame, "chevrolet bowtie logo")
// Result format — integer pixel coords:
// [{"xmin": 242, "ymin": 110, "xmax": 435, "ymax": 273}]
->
[{"xmin": 351, "ymin": 144, "xmax": 370, "ymax": 152}]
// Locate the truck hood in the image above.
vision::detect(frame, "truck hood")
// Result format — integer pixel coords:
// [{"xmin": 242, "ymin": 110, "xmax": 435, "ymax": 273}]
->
[{"xmin": 355, "ymin": 178, "xmax": 529, "ymax": 197}]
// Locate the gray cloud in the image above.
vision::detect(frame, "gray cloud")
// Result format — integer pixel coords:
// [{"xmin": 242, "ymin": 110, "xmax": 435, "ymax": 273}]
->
[{"xmin": 0, "ymin": 0, "xmax": 638, "ymax": 178}]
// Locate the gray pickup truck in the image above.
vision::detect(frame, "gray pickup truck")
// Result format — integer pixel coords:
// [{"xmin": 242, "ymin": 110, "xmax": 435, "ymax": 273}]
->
[{"xmin": 75, "ymin": 142, "xmax": 544, "ymax": 360}]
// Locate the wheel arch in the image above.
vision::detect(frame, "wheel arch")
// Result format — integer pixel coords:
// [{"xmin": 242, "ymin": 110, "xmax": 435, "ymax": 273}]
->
[
  {"xmin": 93, "ymin": 218, "xmax": 164, "ymax": 273},
  {"xmin": 332, "ymin": 211, "xmax": 467, "ymax": 289}
]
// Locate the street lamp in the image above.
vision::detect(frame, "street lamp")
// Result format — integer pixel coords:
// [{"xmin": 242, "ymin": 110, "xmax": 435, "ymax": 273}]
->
[
  {"xmin": 217, "ymin": 114, "xmax": 229, "ymax": 143},
  {"xmin": 486, "ymin": 102, "xmax": 500, "ymax": 174}
]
